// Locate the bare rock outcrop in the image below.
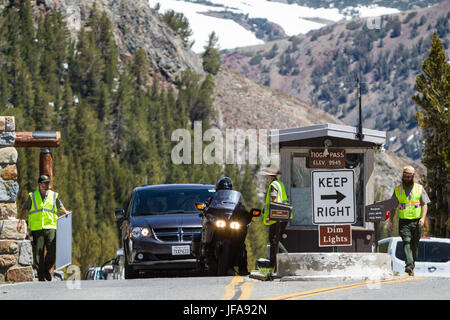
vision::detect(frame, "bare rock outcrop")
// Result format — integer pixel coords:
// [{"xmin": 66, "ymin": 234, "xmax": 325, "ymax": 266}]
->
[{"xmin": 40, "ymin": 0, "xmax": 204, "ymax": 82}]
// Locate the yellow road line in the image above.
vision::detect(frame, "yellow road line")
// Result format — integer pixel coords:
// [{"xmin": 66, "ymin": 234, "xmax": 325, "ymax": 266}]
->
[
  {"xmin": 267, "ymin": 276, "xmax": 423, "ymax": 300},
  {"xmin": 238, "ymin": 281, "xmax": 254, "ymax": 300},
  {"xmin": 221, "ymin": 276, "xmax": 244, "ymax": 300}
]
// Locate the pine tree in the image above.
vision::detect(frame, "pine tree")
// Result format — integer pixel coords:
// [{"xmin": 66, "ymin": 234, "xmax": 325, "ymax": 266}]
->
[
  {"xmin": 0, "ymin": 68, "xmax": 9, "ymax": 109},
  {"xmin": 162, "ymin": 10, "xmax": 193, "ymax": 47},
  {"xmin": 32, "ymin": 82, "xmax": 53, "ymax": 130},
  {"xmin": 413, "ymin": 32, "xmax": 450, "ymax": 238},
  {"xmin": 18, "ymin": 0, "xmax": 35, "ymax": 68},
  {"xmin": 130, "ymin": 48, "xmax": 149, "ymax": 87},
  {"xmin": 202, "ymin": 32, "xmax": 221, "ymax": 75}
]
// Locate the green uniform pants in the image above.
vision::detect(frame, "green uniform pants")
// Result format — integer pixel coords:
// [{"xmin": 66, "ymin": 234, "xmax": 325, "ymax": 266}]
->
[
  {"xmin": 31, "ymin": 229, "xmax": 56, "ymax": 279},
  {"xmin": 399, "ymin": 218, "xmax": 422, "ymax": 270},
  {"xmin": 269, "ymin": 221, "xmax": 288, "ymax": 268}
]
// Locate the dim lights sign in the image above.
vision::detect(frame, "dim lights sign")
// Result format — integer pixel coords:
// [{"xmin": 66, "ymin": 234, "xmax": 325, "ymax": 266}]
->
[{"xmin": 318, "ymin": 224, "xmax": 352, "ymax": 247}]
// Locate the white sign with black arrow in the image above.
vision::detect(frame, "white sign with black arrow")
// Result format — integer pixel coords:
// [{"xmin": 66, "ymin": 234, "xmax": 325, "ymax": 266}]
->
[{"xmin": 312, "ymin": 170, "xmax": 355, "ymax": 225}]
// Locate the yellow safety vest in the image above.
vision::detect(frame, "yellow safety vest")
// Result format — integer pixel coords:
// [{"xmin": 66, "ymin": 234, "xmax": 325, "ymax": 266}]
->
[
  {"xmin": 28, "ymin": 190, "xmax": 59, "ymax": 231},
  {"xmin": 263, "ymin": 179, "xmax": 291, "ymax": 226},
  {"xmin": 395, "ymin": 183, "xmax": 423, "ymax": 220}
]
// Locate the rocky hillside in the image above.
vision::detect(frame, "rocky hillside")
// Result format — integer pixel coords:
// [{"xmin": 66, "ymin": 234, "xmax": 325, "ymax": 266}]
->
[
  {"xmin": 35, "ymin": 0, "xmax": 204, "ymax": 82},
  {"xmin": 213, "ymin": 67, "xmax": 338, "ymax": 129},
  {"xmin": 221, "ymin": 1, "xmax": 450, "ymax": 160}
]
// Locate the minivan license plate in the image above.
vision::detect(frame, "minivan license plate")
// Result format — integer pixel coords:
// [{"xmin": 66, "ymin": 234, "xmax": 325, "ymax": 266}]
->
[{"xmin": 172, "ymin": 245, "xmax": 190, "ymax": 255}]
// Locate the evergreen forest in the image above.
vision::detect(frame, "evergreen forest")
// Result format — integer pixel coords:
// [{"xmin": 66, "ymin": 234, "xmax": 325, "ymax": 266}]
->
[{"xmin": 0, "ymin": 1, "xmax": 266, "ymax": 276}]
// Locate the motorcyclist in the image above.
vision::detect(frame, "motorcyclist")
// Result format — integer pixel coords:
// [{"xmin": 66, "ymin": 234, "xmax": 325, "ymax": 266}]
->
[{"xmin": 204, "ymin": 177, "xmax": 250, "ymax": 276}]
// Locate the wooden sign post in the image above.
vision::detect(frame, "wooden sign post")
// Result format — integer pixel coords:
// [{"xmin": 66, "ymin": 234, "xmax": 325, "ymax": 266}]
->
[
  {"xmin": 14, "ymin": 131, "xmax": 61, "ymax": 188},
  {"xmin": 39, "ymin": 148, "xmax": 54, "ymax": 189}
]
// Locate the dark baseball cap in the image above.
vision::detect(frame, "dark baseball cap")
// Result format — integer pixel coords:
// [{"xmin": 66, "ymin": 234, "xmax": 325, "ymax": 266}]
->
[{"xmin": 38, "ymin": 175, "xmax": 50, "ymax": 183}]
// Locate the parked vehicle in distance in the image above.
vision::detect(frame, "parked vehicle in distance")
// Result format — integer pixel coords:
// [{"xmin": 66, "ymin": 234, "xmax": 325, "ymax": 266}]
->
[
  {"xmin": 115, "ymin": 184, "xmax": 216, "ymax": 279},
  {"xmin": 378, "ymin": 236, "xmax": 450, "ymax": 277},
  {"xmin": 85, "ymin": 267, "xmax": 101, "ymax": 280},
  {"xmin": 85, "ymin": 265, "xmax": 115, "ymax": 280}
]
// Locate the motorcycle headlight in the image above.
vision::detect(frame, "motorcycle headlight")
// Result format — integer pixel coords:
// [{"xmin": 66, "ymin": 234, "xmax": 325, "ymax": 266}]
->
[
  {"xmin": 230, "ymin": 221, "xmax": 240, "ymax": 230},
  {"xmin": 215, "ymin": 220, "xmax": 226, "ymax": 228}
]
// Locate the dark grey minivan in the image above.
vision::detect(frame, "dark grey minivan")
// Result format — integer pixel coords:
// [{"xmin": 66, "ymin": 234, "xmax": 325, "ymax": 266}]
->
[{"xmin": 115, "ymin": 184, "xmax": 215, "ymax": 279}]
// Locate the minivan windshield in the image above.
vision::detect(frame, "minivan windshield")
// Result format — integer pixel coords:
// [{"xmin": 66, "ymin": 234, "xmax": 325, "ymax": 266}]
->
[
  {"xmin": 395, "ymin": 241, "xmax": 450, "ymax": 263},
  {"xmin": 132, "ymin": 188, "xmax": 215, "ymax": 216}
]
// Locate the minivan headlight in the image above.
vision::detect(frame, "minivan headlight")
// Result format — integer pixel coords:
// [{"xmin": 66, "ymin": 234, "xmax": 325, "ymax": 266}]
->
[
  {"xmin": 132, "ymin": 227, "xmax": 151, "ymax": 238},
  {"xmin": 141, "ymin": 228, "xmax": 150, "ymax": 237}
]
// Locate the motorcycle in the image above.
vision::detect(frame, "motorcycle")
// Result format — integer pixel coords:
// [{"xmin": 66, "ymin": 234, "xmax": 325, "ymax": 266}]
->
[{"xmin": 191, "ymin": 189, "xmax": 261, "ymax": 276}]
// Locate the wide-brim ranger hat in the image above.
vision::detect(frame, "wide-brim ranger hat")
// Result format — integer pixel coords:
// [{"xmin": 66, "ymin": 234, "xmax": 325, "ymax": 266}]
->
[
  {"xmin": 38, "ymin": 175, "xmax": 50, "ymax": 183},
  {"xmin": 402, "ymin": 165, "xmax": 415, "ymax": 175},
  {"xmin": 259, "ymin": 166, "xmax": 281, "ymax": 176}
]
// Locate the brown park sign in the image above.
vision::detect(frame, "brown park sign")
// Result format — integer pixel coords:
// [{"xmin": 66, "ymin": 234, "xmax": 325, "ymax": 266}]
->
[
  {"xmin": 365, "ymin": 199, "xmax": 397, "ymax": 222},
  {"xmin": 309, "ymin": 149, "xmax": 346, "ymax": 168},
  {"xmin": 318, "ymin": 224, "xmax": 352, "ymax": 247}
]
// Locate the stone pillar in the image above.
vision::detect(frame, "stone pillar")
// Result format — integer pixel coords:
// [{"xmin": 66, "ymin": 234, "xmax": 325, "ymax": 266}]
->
[{"xmin": 0, "ymin": 116, "xmax": 34, "ymax": 283}]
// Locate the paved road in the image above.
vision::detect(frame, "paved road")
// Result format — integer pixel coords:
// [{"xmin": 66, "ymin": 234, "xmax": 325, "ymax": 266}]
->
[{"xmin": 1, "ymin": 275, "xmax": 449, "ymax": 300}]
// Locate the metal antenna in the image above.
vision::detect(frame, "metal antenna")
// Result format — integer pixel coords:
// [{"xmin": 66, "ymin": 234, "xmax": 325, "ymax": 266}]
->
[{"xmin": 356, "ymin": 78, "xmax": 364, "ymax": 141}]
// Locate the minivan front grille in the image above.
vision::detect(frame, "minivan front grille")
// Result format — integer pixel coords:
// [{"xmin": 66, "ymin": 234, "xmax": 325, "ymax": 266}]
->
[
  {"xmin": 153, "ymin": 228, "xmax": 178, "ymax": 233},
  {"xmin": 153, "ymin": 227, "xmax": 202, "ymax": 242}
]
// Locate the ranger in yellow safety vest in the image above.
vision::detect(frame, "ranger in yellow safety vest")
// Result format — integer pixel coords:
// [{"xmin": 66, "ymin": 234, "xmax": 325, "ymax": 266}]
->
[
  {"xmin": 387, "ymin": 166, "xmax": 430, "ymax": 276},
  {"xmin": 17, "ymin": 175, "xmax": 70, "ymax": 281},
  {"xmin": 260, "ymin": 166, "xmax": 291, "ymax": 268},
  {"xmin": 263, "ymin": 179, "xmax": 291, "ymax": 226},
  {"xmin": 28, "ymin": 188, "xmax": 59, "ymax": 231}
]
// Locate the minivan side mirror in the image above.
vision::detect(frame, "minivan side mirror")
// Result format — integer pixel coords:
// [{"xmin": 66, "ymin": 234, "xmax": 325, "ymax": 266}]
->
[
  {"xmin": 115, "ymin": 208, "xmax": 125, "ymax": 221},
  {"xmin": 250, "ymin": 208, "xmax": 261, "ymax": 217}
]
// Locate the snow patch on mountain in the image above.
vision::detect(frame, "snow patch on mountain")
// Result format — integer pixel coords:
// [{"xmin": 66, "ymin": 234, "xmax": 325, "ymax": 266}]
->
[{"xmin": 148, "ymin": 0, "xmax": 399, "ymax": 53}]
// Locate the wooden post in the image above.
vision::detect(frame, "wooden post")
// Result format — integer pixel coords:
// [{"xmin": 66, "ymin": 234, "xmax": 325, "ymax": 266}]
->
[
  {"xmin": 374, "ymin": 221, "xmax": 379, "ymax": 252},
  {"xmin": 14, "ymin": 131, "xmax": 61, "ymax": 148},
  {"xmin": 39, "ymin": 148, "xmax": 54, "ymax": 189},
  {"xmin": 274, "ymin": 222, "xmax": 280, "ymax": 273},
  {"xmin": 14, "ymin": 131, "xmax": 60, "ymax": 189}
]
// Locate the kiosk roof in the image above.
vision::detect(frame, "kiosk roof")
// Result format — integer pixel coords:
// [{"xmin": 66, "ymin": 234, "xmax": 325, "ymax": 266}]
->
[{"xmin": 270, "ymin": 123, "xmax": 386, "ymax": 147}]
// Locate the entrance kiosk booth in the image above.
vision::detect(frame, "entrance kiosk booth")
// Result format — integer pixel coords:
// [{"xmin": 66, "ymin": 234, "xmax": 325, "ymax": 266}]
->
[{"xmin": 271, "ymin": 123, "xmax": 386, "ymax": 252}]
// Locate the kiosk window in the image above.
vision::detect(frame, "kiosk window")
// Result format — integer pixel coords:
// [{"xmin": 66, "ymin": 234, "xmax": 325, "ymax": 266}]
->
[
  {"xmin": 291, "ymin": 156, "xmax": 314, "ymax": 226},
  {"xmin": 290, "ymin": 153, "xmax": 364, "ymax": 227}
]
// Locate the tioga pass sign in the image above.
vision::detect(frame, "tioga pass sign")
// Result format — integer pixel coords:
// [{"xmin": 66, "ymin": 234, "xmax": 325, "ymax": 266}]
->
[{"xmin": 309, "ymin": 149, "xmax": 345, "ymax": 168}]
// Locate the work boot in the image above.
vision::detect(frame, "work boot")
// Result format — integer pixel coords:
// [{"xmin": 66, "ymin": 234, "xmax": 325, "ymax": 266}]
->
[
  {"xmin": 44, "ymin": 271, "xmax": 52, "ymax": 281},
  {"xmin": 405, "ymin": 267, "xmax": 414, "ymax": 276},
  {"xmin": 37, "ymin": 270, "xmax": 46, "ymax": 281}
]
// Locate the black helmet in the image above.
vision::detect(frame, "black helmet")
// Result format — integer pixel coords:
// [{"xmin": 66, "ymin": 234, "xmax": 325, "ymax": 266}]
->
[{"xmin": 216, "ymin": 177, "xmax": 233, "ymax": 190}]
